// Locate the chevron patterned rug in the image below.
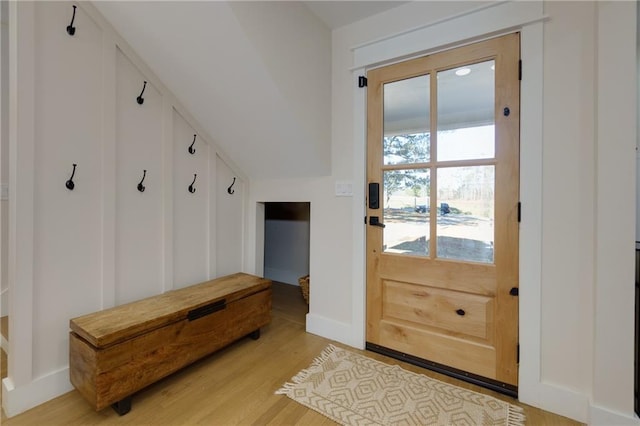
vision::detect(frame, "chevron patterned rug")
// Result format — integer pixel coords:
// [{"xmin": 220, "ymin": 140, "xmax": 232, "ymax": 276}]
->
[{"xmin": 276, "ymin": 344, "xmax": 525, "ymax": 426}]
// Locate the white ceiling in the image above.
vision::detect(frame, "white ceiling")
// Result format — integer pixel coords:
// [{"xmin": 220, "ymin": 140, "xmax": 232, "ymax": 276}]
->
[{"xmin": 303, "ymin": 1, "xmax": 409, "ymax": 29}]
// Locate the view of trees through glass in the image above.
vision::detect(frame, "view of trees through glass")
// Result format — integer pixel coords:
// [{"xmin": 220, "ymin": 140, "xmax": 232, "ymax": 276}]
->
[
  {"xmin": 383, "ymin": 133, "xmax": 430, "ymax": 203},
  {"xmin": 381, "ymin": 125, "xmax": 495, "ymax": 263}
]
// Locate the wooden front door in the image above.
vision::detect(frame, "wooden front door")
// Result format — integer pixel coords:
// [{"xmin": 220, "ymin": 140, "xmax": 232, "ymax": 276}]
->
[{"xmin": 366, "ymin": 33, "xmax": 520, "ymax": 388}]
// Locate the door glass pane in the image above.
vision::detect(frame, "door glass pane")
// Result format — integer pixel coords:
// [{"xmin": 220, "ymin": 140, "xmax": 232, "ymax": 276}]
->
[
  {"xmin": 383, "ymin": 169, "xmax": 430, "ymax": 256},
  {"xmin": 383, "ymin": 75, "xmax": 430, "ymax": 165},
  {"xmin": 436, "ymin": 166, "xmax": 494, "ymax": 263},
  {"xmin": 437, "ymin": 60, "xmax": 495, "ymax": 161}
]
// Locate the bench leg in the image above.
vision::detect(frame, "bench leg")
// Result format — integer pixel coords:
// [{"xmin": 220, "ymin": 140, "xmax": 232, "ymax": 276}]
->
[
  {"xmin": 249, "ymin": 329, "xmax": 261, "ymax": 340},
  {"xmin": 111, "ymin": 396, "xmax": 132, "ymax": 416}
]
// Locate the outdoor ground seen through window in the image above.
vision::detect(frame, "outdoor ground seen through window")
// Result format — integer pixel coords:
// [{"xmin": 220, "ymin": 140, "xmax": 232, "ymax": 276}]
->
[{"xmin": 382, "ymin": 125, "xmax": 495, "ymax": 264}]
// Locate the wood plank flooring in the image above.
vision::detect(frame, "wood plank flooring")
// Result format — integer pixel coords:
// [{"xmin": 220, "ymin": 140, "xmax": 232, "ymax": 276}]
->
[
  {"xmin": 1, "ymin": 315, "xmax": 7, "ymax": 423},
  {"xmin": 1, "ymin": 315, "xmax": 7, "ymax": 340},
  {"xmin": 1, "ymin": 282, "xmax": 581, "ymax": 425}
]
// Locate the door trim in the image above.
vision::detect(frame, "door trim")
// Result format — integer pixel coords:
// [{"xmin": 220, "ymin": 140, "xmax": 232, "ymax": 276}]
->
[
  {"xmin": 348, "ymin": 4, "xmax": 553, "ymax": 411},
  {"xmin": 351, "ymin": 2, "xmax": 544, "ymax": 70}
]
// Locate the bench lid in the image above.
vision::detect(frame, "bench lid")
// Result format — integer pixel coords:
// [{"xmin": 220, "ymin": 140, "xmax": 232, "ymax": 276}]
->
[{"xmin": 69, "ymin": 273, "xmax": 271, "ymax": 348}]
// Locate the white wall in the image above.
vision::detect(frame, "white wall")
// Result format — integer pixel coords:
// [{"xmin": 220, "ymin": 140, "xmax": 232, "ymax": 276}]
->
[
  {"xmin": 94, "ymin": 1, "xmax": 331, "ymax": 180},
  {"xmin": 246, "ymin": 1, "xmax": 638, "ymax": 423},
  {"xmin": 248, "ymin": 178, "xmax": 354, "ymax": 331},
  {"xmin": 4, "ymin": 0, "xmax": 638, "ymax": 422},
  {"xmin": 172, "ymin": 110, "xmax": 211, "ymax": 289},
  {"xmin": 216, "ymin": 155, "xmax": 245, "ymax": 278},
  {"xmin": 539, "ymin": 0, "xmax": 595, "ymax": 395},
  {"xmin": 31, "ymin": 2, "xmax": 105, "ymax": 376},
  {"xmin": 0, "ymin": 0, "xmax": 9, "ymax": 319},
  {"xmin": 246, "ymin": 0, "xmax": 485, "ymax": 353},
  {"xmin": 114, "ymin": 48, "xmax": 164, "ymax": 305},
  {"xmin": 228, "ymin": 1, "xmax": 331, "ymax": 173},
  {"xmin": 592, "ymin": 2, "xmax": 636, "ymax": 421},
  {"xmin": 3, "ymin": 1, "xmax": 247, "ymax": 417}
]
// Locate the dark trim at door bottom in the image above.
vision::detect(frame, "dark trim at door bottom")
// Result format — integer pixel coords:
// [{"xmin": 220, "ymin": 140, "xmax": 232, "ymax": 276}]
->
[{"xmin": 366, "ymin": 342, "xmax": 518, "ymax": 399}]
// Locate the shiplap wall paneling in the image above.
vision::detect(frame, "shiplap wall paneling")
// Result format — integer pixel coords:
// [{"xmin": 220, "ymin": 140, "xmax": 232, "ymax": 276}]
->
[
  {"xmin": 115, "ymin": 49, "xmax": 164, "ymax": 304},
  {"xmin": 172, "ymin": 110, "xmax": 209, "ymax": 289},
  {"xmin": 216, "ymin": 155, "xmax": 243, "ymax": 277},
  {"xmin": 32, "ymin": 2, "xmax": 104, "ymax": 377}
]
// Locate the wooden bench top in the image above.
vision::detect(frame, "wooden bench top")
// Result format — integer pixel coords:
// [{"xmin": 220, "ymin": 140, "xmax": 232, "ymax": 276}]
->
[{"xmin": 70, "ymin": 273, "xmax": 271, "ymax": 348}]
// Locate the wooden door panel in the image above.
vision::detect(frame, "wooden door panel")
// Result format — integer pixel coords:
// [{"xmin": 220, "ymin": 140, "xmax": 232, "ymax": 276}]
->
[
  {"xmin": 379, "ymin": 255, "xmax": 496, "ymax": 295},
  {"xmin": 378, "ymin": 321, "xmax": 497, "ymax": 378},
  {"xmin": 366, "ymin": 33, "xmax": 520, "ymax": 389},
  {"xmin": 382, "ymin": 280, "xmax": 494, "ymax": 341}
]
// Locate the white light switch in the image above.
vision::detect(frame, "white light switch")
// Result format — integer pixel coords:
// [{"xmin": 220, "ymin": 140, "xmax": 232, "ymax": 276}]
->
[{"xmin": 335, "ymin": 181, "xmax": 353, "ymax": 197}]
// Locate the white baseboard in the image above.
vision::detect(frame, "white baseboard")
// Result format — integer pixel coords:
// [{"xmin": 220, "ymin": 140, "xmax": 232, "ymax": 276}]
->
[
  {"xmin": 518, "ymin": 379, "xmax": 589, "ymax": 423},
  {"xmin": 590, "ymin": 405, "xmax": 640, "ymax": 425},
  {"xmin": 2, "ymin": 367, "xmax": 73, "ymax": 418},
  {"xmin": 305, "ymin": 313, "xmax": 358, "ymax": 347}
]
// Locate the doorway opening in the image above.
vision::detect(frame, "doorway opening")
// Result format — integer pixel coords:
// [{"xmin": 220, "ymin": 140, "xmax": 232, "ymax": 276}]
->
[{"xmin": 263, "ymin": 202, "xmax": 310, "ymax": 326}]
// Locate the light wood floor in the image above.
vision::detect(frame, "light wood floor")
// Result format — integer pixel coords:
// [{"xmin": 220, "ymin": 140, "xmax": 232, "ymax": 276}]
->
[
  {"xmin": 1, "ymin": 315, "xmax": 7, "ymax": 341},
  {"xmin": 1, "ymin": 315, "xmax": 8, "ymax": 423},
  {"xmin": 1, "ymin": 283, "xmax": 581, "ymax": 425}
]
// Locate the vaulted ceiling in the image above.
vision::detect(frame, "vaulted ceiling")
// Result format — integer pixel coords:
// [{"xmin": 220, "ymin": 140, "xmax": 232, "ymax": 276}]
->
[{"xmin": 93, "ymin": 1, "xmax": 408, "ymax": 179}]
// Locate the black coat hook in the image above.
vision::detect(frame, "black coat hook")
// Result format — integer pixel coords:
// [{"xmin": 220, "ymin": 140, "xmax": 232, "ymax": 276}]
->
[
  {"xmin": 66, "ymin": 5, "xmax": 77, "ymax": 36},
  {"xmin": 188, "ymin": 174, "xmax": 197, "ymax": 194},
  {"xmin": 137, "ymin": 170, "xmax": 147, "ymax": 192},
  {"xmin": 136, "ymin": 81, "xmax": 147, "ymax": 105},
  {"xmin": 188, "ymin": 134, "xmax": 197, "ymax": 155},
  {"xmin": 227, "ymin": 177, "xmax": 236, "ymax": 195},
  {"xmin": 66, "ymin": 163, "xmax": 77, "ymax": 190}
]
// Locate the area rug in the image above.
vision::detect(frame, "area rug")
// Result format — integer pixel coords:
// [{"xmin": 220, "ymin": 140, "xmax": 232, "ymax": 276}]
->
[{"xmin": 276, "ymin": 344, "xmax": 525, "ymax": 426}]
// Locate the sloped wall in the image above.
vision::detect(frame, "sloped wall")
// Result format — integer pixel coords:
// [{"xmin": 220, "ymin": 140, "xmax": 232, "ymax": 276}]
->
[
  {"xmin": 93, "ymin": 1, "xmax": 331, "ymax": 179},
  {"xmin": 3, "ymin": 1, "xmax": 246, "ymax": 416}
]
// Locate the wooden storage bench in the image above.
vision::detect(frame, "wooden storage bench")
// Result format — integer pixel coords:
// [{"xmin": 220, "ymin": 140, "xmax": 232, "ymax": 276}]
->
[{"xmin": 69, "ymin": 273, "xmax": 271, "ymax": 415}]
